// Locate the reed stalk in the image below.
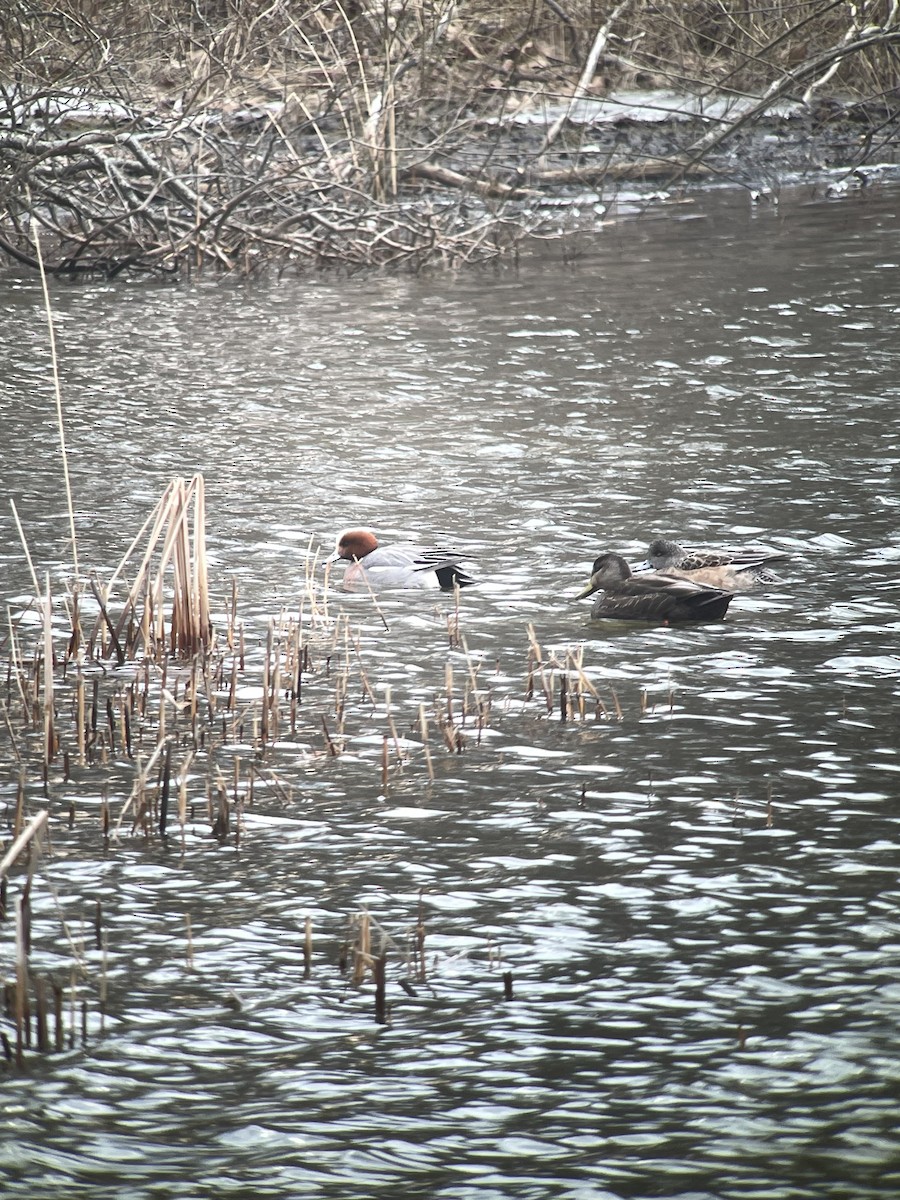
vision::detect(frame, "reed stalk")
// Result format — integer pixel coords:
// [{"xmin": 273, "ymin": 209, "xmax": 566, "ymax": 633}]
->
[
  {"xmin": 14, "ymin": 895, "xmax": 29, "ymax": 1067},
  {"xmin": 14, "ymin": 772, "xmax": 25, "ymax": 839},
  {"xmin": 418, "ymin": 703, "xmax": 434, "ymax": 782},
  {"xmin": 0, "ymin": 810, "xmax": 50, "ymax": 882},
  {"xmin": 32, "ymin": 219, "xmax": 79, "ymax": 583},
  {"xmin": 53, "ymin": 980, "xmax": 64, "ymax": 1052},
  {"xmin": 114, "ymin": 738, "xmax": 171, "ymax": 837},
  {"xmin": 6, "ymin": 606, "xmax": 31, "ymax": 722},
  {"xmin": 113, "ymin": 476, "xmax": 212, "ymax": 661},
  {"xmin": 374, "ymin": 951, "xmax": 387, "ymax": 1024},
  {"xmin": 352, "ymin": 911, "xmax": 371, "ymax": 986},
  {"xmin": 75, "ymin": 667, "xmax": 85, "ymax": 765},
  {"xmin": 416, "ymin": 898, "xmax": 426, "ymax": 983},
  {"xmin": 41, "ymin": 573, "xmax": 56, "ymax": 768},
  {"xmin": 1, "ymin": 697, "xmax": 22, "ymax": 764},
  {"xmin": 99, "ymin": 931, "xmax": 108, "ymax": 1033},
  {"xmin": 526, "ymin": 625, "xmax": 554, "ymax": 711},
  {"xmin": 9, "ymin": 501, "xmax": 42, "ymax": 603}
]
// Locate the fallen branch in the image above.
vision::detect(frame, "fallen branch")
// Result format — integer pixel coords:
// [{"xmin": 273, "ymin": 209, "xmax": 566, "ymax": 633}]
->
[
  {"xmin": 539, "ymin": 0, "xmax": 631, "ymax": 155},
  {"xmin": 405, "ymin": 160, "xmax": 531, "ymax": 198},
  {"xmin": 685, "ymin": 25, "xmax": 900, "ymax": 167}
]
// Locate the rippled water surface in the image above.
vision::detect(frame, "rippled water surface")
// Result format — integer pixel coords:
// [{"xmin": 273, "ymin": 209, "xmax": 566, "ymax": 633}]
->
[{"xmin": 1, "ymin": 185, "xmax": 899, "ymax": 1199}]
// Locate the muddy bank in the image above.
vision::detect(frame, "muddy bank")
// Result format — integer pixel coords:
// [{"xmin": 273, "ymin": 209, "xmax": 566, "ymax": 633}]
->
[{"xmin": 427, "ymin": 92, "xmax": 900, "ymax": 202}]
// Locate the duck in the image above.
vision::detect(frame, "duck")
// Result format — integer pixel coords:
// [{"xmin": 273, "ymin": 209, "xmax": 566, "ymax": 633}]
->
[
  {"xmin": 643, "ymin": 537, "xmax": 787, "ymax": 591},
  {"xmin": 327, "ymin": 528, "xmax": 476, "ymax": 592},
  {"xmin": 578, "ymin": 552, "xmax": 733, "ymax": 623}
]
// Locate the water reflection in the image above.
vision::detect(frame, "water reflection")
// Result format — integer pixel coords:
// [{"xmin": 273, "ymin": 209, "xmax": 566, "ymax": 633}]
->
[{"xmin": 1, "ymin": 184, "xmax": 899, "ymax": 1198}]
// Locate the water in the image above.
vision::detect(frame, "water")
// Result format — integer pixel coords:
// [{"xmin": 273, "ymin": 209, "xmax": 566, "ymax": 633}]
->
[{"xmin": 1, "ymin": 183, "xmax": 899, "ymax": 1199}]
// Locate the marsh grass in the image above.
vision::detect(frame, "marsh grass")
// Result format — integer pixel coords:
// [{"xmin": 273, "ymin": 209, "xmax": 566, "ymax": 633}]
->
[{"xmin": 0, "ymin": 490, "xmax": 653, "ymax": 1060}]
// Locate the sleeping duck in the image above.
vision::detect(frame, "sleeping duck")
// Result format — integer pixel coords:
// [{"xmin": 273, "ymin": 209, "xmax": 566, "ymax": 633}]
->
[{"xmin": 644, "ymin": 537, "xmax": 787, "ymax": 591}]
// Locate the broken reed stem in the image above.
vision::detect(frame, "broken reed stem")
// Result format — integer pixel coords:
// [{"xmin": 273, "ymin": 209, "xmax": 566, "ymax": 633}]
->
[
  {"xmin": 114, "ymin": 737, "xmax": 170, "ymax": 837},
  {"xmin": 374, "ymin": 950, "xmax": 387, "ymax": 1024},
  {"xmin": 99, "ymin": 930, "xmax": 108, "ymax": 1032},
  {"xmin": 185, "ymin": 913, "xmax": 194, "ymax": 968},
  {"xmin": 525, "ymin": 624, "xmax": 554, "ymax": 711},
  {"xmin": 9, "ymin": 501, "xmax": 42, "ymax": 602},
  {"xmin": 418, "ymin": 703, "xmax": 434, "ymax": 782},
  {"xmin": 158, "ymin": 738, "xmax": 173, "ymax": 835},
  {"xmin": 261, "ymin": 621, "xmax": 272, "ymax": 744},
  {"xmin": 0, "ymin": 811, "xmax": 50, "ymax": 882},
  {"xmin": 320, "ymin": 714, "xmax": 339, "ymax": 756},
  {"xmin": 567, "ymin": 645, "xmax": 600, "ymax": 720},
  {"xmin": 384, "ymin": 684, "xmax": 403, "ymax": 763},
  {"xmin": 353, "ymin": 556, "xmax": 390, "ymax": 631},
  {"xmin": 416, "ymin": 895, "xmax": 426, "ymax": 983},
  {"xmin": 349, "ymin": 628, "xmax": 378, "ymax": 708}
]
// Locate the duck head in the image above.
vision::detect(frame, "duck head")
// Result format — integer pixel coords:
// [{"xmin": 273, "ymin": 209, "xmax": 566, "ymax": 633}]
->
[
  {"xmin": 577, "ymin": 552, "xmax": 632, "ymax": 598},
  {"xmin": 328, "ymin": 528, "xmax": 379, "ymax": 563}
]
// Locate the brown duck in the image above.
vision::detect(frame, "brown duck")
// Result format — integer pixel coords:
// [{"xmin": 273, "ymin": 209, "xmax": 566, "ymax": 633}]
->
[{"xmin": 579, "ymin": 552, "xmax": 733, "ymax": 623}]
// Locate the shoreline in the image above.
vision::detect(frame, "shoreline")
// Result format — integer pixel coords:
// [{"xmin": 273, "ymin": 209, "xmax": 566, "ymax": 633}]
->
[{"xmin": 2, "ymin": 87, "xmax": 898, "ymax": 280}]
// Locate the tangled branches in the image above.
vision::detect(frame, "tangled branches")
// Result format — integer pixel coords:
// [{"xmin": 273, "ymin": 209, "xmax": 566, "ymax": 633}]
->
[{"xmin": 0, "ymin": 105, "xmax": 534, "ymax": 277}]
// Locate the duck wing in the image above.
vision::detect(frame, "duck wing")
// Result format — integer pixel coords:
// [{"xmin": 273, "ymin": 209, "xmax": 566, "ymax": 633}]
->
[
  {"xmin": 592, "ymin": 574, "xmax": 733, "ymax": 623},
  {"xmin": 679, "ymin": 545, "xmax": 789, "ymax": 571},
  {"xmin": 617, "ymin": 571, "xmax": 716, "ymax": 597},
  {"xmin": 590, "ymin": 588, "xmax": 732, "ymax": 623},
  {"xmin": 381, "ymin": 544, "xmax": 475, "ymax": 590},
  {"xmin": 403, "ymin": 544, "xmax": 477, "ymax": 589}
]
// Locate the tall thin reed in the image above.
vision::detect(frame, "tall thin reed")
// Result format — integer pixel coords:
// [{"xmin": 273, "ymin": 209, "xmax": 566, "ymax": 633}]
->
[{"xmin": 32, "ymin": 219, "xmax": 79, "ymax": 582}]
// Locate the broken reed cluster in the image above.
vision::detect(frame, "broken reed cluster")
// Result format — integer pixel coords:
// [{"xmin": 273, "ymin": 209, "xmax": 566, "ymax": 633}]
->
[{"xmin": 0, "ymin": 474, "xmax": 634, "ymax": 1064}]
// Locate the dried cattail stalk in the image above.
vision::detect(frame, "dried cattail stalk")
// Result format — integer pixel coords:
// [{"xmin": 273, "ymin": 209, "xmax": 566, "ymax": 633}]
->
[{"xmin": 374, "ymin": 951, "xmax": 387, "ymax": 1025}]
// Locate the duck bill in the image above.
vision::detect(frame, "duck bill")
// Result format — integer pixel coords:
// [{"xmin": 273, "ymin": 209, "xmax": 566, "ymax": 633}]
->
[{"xmin": 576, "ymin": 577, "xmax": 600, "ymax": 600}]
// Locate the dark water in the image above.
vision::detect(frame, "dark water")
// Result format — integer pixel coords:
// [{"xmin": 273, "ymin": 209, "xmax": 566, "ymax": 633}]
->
[{"xmin": 1, "ymin": 182, "xmax": 899, "ymax": 1199}]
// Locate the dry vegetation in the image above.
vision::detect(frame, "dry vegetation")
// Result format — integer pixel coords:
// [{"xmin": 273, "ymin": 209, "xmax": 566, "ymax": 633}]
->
[
  {"xmin": 0, "ymin": 469, "xmax": 637, "ymax": 1059},
  {"xmin": 0, "ymin": 1, "xmax": 898, "ymax": 276}
]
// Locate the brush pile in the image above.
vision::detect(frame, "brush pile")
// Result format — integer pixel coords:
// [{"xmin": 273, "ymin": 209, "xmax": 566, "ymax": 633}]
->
[{"xmin": 1, "ymin": 1, "xmax": 898, "ymax": 277}]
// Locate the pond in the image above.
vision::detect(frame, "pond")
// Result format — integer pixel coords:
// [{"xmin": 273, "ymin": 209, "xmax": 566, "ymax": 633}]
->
[{"xmin": 0, "ymin": 181, "xmax": 899, "ymax": 1200}]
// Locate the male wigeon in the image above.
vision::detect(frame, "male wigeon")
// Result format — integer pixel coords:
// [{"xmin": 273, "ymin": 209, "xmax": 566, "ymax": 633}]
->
[
  {"xmin": 327, "ymin": 528, "xmax": 476, "ymax": 592},
  {"xmin": 644, "ymin": 538, "xmax": 787, "ymax": 591},
  {"xmin": 579, "ymin": 552, "xmax": 733, "ymax": 623}
]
